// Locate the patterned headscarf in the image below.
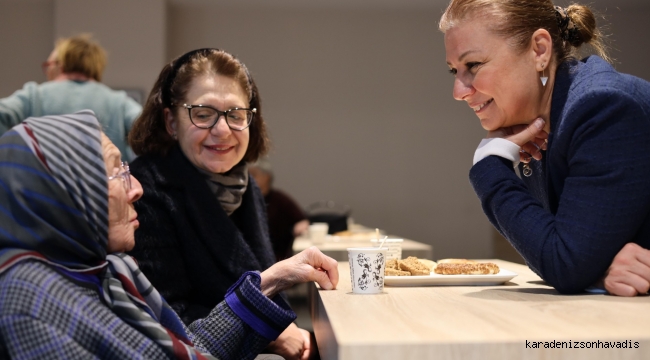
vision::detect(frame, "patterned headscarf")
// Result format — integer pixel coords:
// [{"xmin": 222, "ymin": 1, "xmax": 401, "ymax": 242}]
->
[{"xmin": 0, "ymin": 111, "xmax": 216, "ymax": 360}]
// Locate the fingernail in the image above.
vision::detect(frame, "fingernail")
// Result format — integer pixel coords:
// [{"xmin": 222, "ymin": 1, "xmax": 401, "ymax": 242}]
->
[{"xmin": 534, "ymin": 118, "xmax": 545, "ymax": 129}]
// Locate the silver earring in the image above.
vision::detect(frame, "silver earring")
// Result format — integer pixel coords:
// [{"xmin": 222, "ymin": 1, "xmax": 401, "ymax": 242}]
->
[{"xmin": 540, "ymin": 64, "xmax": 548, "ymax": 86}]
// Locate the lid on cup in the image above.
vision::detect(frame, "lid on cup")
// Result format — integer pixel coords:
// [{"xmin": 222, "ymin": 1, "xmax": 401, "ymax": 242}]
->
[{"xmin": 347, "ymin": 247, "xmax": 387, "ymax": 252}]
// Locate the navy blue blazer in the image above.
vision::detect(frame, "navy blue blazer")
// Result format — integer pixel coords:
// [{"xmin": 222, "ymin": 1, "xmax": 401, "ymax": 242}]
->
[{"xmin": 470, "ymin": 56, "xmax": 650, "ymax": 293}]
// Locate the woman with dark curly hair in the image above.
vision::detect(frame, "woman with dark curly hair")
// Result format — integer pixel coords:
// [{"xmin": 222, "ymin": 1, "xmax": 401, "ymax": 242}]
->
[{"xmin": 127, "ymin": 48, "xmax": 314, "ymax": 359}]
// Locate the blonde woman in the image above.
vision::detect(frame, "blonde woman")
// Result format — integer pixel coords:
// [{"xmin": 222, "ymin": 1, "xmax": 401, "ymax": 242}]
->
[{"xmin": 441, "ymin": 0, "xmax": 650, "ymax": 295}]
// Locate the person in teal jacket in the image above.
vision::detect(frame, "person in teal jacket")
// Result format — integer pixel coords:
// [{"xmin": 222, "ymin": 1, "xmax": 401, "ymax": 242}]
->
[{"xmin": 0, "ymin": 34, "xmax": 141, "ymax": 160}]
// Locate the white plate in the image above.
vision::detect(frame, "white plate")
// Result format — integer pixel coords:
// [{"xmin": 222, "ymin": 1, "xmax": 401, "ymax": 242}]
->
[{"xmin": 384, "ymin": 269, "xmax": 517, "ymax": 287}]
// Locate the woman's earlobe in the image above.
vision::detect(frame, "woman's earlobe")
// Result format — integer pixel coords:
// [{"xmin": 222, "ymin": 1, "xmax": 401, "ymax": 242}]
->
[{"xmin": 163, "ymin": 108, "xmax": 177, "ymax": 137}]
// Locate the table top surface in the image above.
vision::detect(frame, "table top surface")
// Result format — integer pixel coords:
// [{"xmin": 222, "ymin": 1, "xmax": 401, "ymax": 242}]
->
[{"xmin": 309, "ymin": 259, "xmax": 650, "ymax": 360}]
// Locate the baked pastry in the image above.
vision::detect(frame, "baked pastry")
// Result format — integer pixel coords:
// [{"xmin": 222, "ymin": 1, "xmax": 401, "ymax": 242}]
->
[
  {"xmin": 417, "ymin": 259, "xmax": 437, "ymax": 271},
  {"xmin": 385, "ymin": 257, "xmax": 439, "ymax": 276},
  {"xmin": 434, "ymin": 263, "xmax": 500, "ymax": 275},
  {"xmin": 385, "ymin": 268, "xmax": 411, "ymax": 276},
  {"xmin": 386, "ymin": 259, "xmax": 399, "ymax": 270},
  {"xmin": 397, "ymin": 256, "xmax": 431, "ymax": 276}
]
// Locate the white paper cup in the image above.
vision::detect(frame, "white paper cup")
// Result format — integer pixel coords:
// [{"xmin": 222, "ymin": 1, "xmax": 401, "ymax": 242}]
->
[
  {"xmin": 370, "ymin": 238, "xmax": 403, "ymax": 261},
  {"xmin": 309, "ymin": 223, "xmax": 329, "ymax": 243},
  {"xmin": 347, "ymin": 247, "xmax": 387, "ymax": 294}
]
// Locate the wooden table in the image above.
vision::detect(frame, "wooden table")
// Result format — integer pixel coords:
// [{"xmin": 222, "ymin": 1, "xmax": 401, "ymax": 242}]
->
[
  {"xmin": 309, "ymin": 260, "xmax": 650, "ymax": 360},
  {"xmin": 292, "ymin": 237, "xmax": 433, "ymax": 261}
]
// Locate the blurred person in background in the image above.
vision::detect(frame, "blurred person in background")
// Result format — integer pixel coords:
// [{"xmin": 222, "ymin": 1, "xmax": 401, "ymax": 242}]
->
[
  {"xmin": 0, "ymin": 34, "xmax": 141, "ymax": 160},
  {"xmin": 249, "ymin": 157, "xmax": 309, "ymax": 262}
]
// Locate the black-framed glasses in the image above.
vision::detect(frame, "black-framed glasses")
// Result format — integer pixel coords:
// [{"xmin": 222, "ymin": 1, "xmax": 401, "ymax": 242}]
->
[
  {"xmin": 108, "ymin": 161, "xmax": 132, "ymax": 191},
  {"xmin": 183, "ymin": 104, "xmax": 255, "ymax": 131}
]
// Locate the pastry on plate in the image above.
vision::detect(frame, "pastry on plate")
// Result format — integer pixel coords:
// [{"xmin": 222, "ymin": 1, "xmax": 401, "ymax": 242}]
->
[
  {"xmin": 434, "ymin": 262, "xmax": 500, "ymax": 275},
  {"xmin": 417, "ymin": 259, "xmax": 437, "ymax": 271},
  {"xmin": 385, "ymin": 257, "xmax": 435, "ymax": 276}
]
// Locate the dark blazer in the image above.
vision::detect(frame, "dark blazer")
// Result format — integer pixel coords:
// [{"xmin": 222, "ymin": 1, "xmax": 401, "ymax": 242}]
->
[
  {"xmin": 128, "ymin": 145, "xmax": 276, "ymax": 324},
  {"xmin": 470, "ymin": 56, "xmax": 650, "ymax": 294}
]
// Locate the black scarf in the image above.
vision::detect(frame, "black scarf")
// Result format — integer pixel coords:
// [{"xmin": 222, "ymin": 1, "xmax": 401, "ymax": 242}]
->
[{"xmin": 130, "ymin": 146, "xmax": 276, "ymax": 323}]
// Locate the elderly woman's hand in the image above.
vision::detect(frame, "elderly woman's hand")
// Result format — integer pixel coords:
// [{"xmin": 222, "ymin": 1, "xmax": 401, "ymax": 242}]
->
[
  {"xmin": 604, "ymin": 243, "xmax": 650, "ymax": 296},
  {"xmin": 260, "ymin": 246, "xmax": 339, "ymax": 298},
  {"xmin": 488, "ymin": 118, "xmax": 548, "ymax": 162},
  {"xmin": 265, "ymin": 323, "xmax": 312, "ymax": 360}
]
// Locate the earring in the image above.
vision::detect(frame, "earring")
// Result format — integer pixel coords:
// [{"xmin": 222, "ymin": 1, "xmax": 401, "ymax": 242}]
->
[
  {"xmin": 172, "ymin": 133, "xmax": 177, "ymax": 140},
  {"xmin": 540, "ymin": 63, "xmax": 548, "ymax": 87}
]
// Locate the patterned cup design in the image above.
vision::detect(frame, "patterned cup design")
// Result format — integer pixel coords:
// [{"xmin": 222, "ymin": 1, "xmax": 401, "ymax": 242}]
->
[{"xmin": 348, "ymin": 248, "xmax": 386, "ymax": 294}]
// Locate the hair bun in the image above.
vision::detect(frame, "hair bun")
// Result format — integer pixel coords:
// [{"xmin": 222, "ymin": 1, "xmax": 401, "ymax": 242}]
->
[{"xmin": 564, "ymin": 5, "xmax": 597, "ymax": 47}]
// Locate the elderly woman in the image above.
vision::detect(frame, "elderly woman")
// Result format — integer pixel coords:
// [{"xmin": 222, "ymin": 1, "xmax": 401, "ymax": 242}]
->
[
  {"xmin": 127, "ymin": 48, "xmax": 313, "ymax": 359},
  {"xmin": 0, "ymin": 112, "xmax": 338, "ymax": 359},
  {"xmin": 440, "ymin": 0, "xmax": 650, "ymax": 295}
]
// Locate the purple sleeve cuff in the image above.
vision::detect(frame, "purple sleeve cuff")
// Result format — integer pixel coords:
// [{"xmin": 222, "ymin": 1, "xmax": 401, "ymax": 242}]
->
[{"xmin": 225, "ymin": 271, "xmax": 296, "ymax": 340}]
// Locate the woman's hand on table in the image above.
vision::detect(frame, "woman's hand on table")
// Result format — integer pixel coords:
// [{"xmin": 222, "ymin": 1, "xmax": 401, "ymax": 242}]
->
[
  {"xmin": 604, "ymin": 243, "xmax": 650, "ymax": 296},
  {"xmin": 260, "ymin": 246, "xmax": 339, "ymax": 298},
  {"xmin": 266, "ymin": 323, "xmax": 312, "ymax": 360},
  {"xmin": 487, "ymin": 118, "xmax": 548, "ymax": 162}
]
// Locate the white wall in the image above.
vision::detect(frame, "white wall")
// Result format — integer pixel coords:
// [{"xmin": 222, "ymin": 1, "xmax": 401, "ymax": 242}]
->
[
  {"xmin": 53, "ymin": 0, "xmax": 166, "ymax": 96},
  {"xmin": 1, "ymin": 0, "xmax": 649, "ymax": 259},
  {"xmin": 606, "ymin": 7, "xmax": 650, "ymax": 81},
  {"xmin": 0, "ymin": 0, "xmax": 53, "ymax": 96}
]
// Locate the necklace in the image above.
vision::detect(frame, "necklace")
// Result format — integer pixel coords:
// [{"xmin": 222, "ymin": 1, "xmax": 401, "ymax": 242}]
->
[
  {"xmin": 520, "ymin": 139, "xmax": 547, "ymax": 177},
  {"xmin": 520, "ymin": 149, "xmax": 533, "ymax": 177}
]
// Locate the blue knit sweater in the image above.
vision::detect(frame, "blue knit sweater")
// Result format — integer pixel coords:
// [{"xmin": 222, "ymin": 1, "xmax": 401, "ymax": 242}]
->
[{"xmin": 470, "ymin": 56, "xmax": 650, "ymax": 294}]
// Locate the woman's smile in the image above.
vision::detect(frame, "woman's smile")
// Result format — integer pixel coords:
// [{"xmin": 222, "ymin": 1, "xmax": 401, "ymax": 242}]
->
[
  {"xmin": 472, "ymin": 98, "xmax": 494, "ymax": 113},
  {"xmin": 204, "ymin": 144, "xmax": 235, "ymax": 154}
]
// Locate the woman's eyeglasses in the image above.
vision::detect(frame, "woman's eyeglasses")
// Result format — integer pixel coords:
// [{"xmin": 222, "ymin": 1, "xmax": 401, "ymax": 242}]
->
[
  {"xmin": 182, "ymin": 104, "xmax": 255, "ymax": 131},
  {"xmin": 108, "ymin": 162, "xmax": 132, "ymax": 190}
]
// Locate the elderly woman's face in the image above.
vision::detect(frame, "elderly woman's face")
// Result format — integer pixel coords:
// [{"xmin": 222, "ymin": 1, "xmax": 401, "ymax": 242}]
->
[
  {"xmin": 166, "ymin": 73, "xmax": 250, "ymax": 174},
  {"xmin": 444, "ymin": 16, "xmax": 542, "ymax": 130},
  {"xmin": 102, "ymin": 134, "xmax": 143, "ymax": 253}
]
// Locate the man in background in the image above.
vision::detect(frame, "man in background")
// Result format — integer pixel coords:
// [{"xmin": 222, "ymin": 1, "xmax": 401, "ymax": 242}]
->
[
  {"xmin": 0, "ymin": 34, "xmax": 141, "ymax": 160},
  {"xmin": 249, "ymin": 158, "xmax": 310, "ymax": 261}
]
